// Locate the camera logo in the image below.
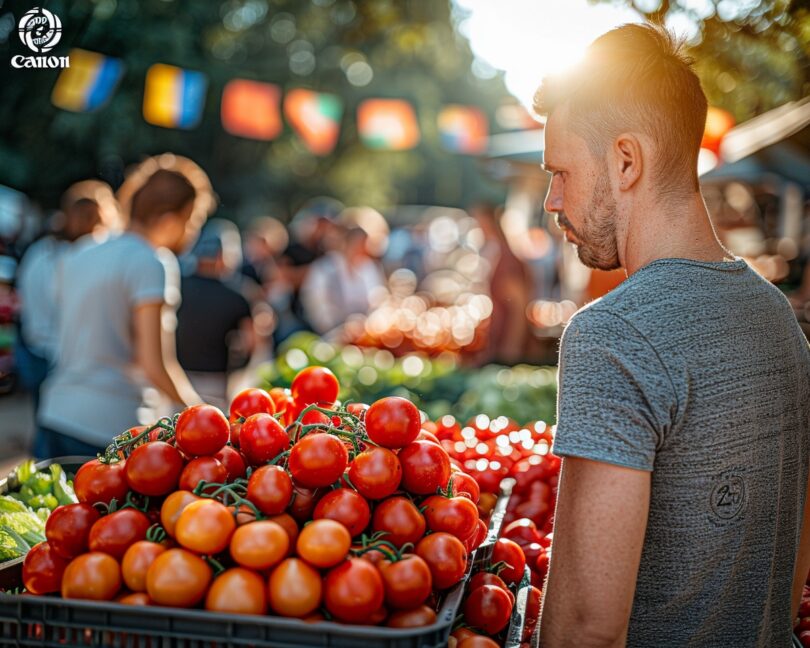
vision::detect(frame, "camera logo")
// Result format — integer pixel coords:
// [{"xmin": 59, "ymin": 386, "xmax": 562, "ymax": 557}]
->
[
  {"xmin": 18, "ymin": 7, "xmax": 62, "ymax": 53},
  {"xmin": 11, "ymin": 7, "xmax": 69, "ymax": 69}
]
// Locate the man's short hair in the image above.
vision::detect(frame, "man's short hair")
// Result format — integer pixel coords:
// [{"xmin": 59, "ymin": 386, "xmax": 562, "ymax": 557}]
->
[{"xmin": 533, "ymin": 23, "xmax": 708, "ymax": 193}]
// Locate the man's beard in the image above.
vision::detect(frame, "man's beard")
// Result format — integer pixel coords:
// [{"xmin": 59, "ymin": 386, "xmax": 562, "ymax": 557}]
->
[{"xmin": 561, "ymin": 174, "xmax": 621, "ymax": 271}]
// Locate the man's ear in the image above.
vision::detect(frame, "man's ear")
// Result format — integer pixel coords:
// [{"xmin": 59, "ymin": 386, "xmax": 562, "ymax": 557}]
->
[{"xmin": 613, "ymin": 133, "xmax": 643, "ymax": 192}]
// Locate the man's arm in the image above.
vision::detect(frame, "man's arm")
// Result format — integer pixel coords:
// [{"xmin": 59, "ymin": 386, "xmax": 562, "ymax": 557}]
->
[
  {"xmin": 792, "ymin": 469, "xmax": 810, "ymax": 620},
  {"xmin": 540, "ymin": 457, "xmax": 651, "ymax": 648},
  {"xmin": 133, "ymin": 302, "xmax": 200, "ymax": 407}
]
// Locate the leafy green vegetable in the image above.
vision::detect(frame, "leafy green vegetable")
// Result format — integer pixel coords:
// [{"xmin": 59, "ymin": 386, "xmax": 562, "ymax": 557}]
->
[
  {"xmin": 0, "ymin": 495, "xmax": 46, "ymax": 561},
  {"xmin": 27, "ymin": 472, "xmax": 53, "ymax": 496},
  {"xmin": 14, "ymin": 460, "xmax": 35, "ymax": 487}
]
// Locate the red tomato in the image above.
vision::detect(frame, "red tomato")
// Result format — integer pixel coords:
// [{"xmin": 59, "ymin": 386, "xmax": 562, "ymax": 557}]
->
[
  {"xmin": 469, "ymin": 571, "xmax": 513, "ymax": 602},
  {"xmin": 492, "ymin": 538, "xmax": 527, "ymax": 585},
  {"xmin": 74, "ymin": 459, "xmax": 129, "ymax": 506},
  {"xmin": 45, "ymin": 503, "xmax": 100, "ymax": 560},
  {"xmin": 268, "ymin": 558, "xmax": 322, "ymax": 617},
  {"xmin": 213, "ymin": 445, "xmax": 247, "ymax": 481},
  {"xmin": 503, "ymin": 518, "xmax": 540, "ymax": 546},
  {"xmin": 88, "ymin": 508, "xmax": 151, "ymax": 560},
  {"xmin": 125, "ymin": 441, "xmax": 184, "ymax": 496},
  {"xmin": 463, "ymin": 584, "xmax": 513, "ymax": 634},
  {"xmin": 22, "ymin": 542, "xmax": 70, "ymax": 595},
  {"xmin": 451, "ymin": 472, "xmax": 481, "ymax": 503},
  {"xmin": 534, "ymin": 546, "xmax": 551, "ymax": 580},
  {"xmin": 365, "ymin": 397, "xmax": 421, "ymax": 449},
  {"xmin": 62, "ymin": 552, "xmax": 121, "ymax": 601},
  {"xmin": 324, "ymin": 558, "xmax": 385, "ymax": 623},
  {"xmin": 313, "ymin": 488, "xmax": 371, "ymax": 537},
  {"xmin": 160, "ymin": 490, "xmax": 200, "ymax": 538},
  {"xmin": 398, "ymin": 441, "xmax": 451, "ymax": 495},
  {"xmin": 239, "ymin": 413, "xmax": 289, "ymax": 466},
  {"xmin": 269, "ymin": 387, "xmax": 293, "ymax": 412},
  {"xmin": 457, "ymin": 634, "xmax": 501, "ymax": 648},
  {"xmin": 230, "ymin": 520, "xmax": 290, "ymax": 570},
  {"xmin": 288, "ymin": 483, "xmax": 323, "ymax": 523},
  {"xmin": 379, "ymin": 555, "xmax": 433, "ymax": 609},
  {"xmin": 205, "ymin": 567, "xmax": 267, "ymax": 615},
  {"xmin": 288, "ymin": 433, "xmax": 348, "ymax": 488},
  {"xmin": 348, "ymin": 446, "xmax": 402, "ymax": 500},
  {"xmin": 122, "ymin": 540, "xmax": 167, "ymax": 592},
  {"xmin": 346, "ymin": 402, "xmax": 369, "ymax": 419},
  {"xmin": 296, "ymin": 519, "xmax": 351, "ymax": 569},
  {"xmin": 422, "ymin": 495, "xmax": 479, "ymax": 541},
  {"xmin": 386, "ymin": 605, "xmax": 436, "ymax": 628},
  {"xmin": 371, "ymin": 496, "xmax": 426, "ymax": 547},
  {"xmin": 523, "ymin": 586, "xmax": 542, "ymax": 642},
  {"xmin": 175, "ymin": 404, "xmax": 229, "ymax": 457},
  {"xmin": 178, "ymin": 456, "xmax": 227, "ymax": 493},
  {"xmin": 415, "ymin": 532, "xmax": 467, "ymax": 590},
  {"xmin": 175, "ymin": 499, "xmax": 236, "ymax": 555},
  {"xmin": 229, "ymin": 422, "xmax": 242, "ymax": 447},
  {"xmin": 146, "ymin": 548, "xmax": 212, "ymax": 607},
  {"xmin": 291, "ymin": 366, "xmax": 340, "ymax": 406},
  {"xmin": 247, "ymin": 465, "xmax": 293, "ymax": 515},
  {"xmin": 229, "ymin": 388, "xmax": 275, "ymax": 422}
]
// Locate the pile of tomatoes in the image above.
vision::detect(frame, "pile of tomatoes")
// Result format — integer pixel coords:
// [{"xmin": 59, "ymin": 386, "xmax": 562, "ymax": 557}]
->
[{"xmin": 20, "ymin": 367, "xmax": 507, "ymax": 634}]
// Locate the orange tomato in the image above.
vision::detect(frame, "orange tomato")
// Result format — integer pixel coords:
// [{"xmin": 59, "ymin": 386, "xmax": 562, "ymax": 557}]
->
[
  {"xmin": 146, "ymin": 548, "xmax": 212, "ymax": 608},
  {"xmin": 296, "ymin": 519, "xmax": 351, "ymax": 569},
  {"xmin": 61, "ymin": 552, "xmax": 121, "ymax": 601},
  {"xmin": 160, "ymin": 491, "xmax": 200, "ymax": 538},
  {"xmin": 175, "ymin": 499, "xmax": 235, "ymax": 555},
  {"xmin": 205, "ymin": 568, "xmax": 267, "ymax": 615},
  {"xmin": 121, "ymin": 541, "xmax": 167, "ymax": 592},
  {"xmin": 267, "ymin": 558, "xmax": 322, "ymax": 618},
  {"xmin": 230, "ymin": 521, "xmax": 289, "ymax": 570}
]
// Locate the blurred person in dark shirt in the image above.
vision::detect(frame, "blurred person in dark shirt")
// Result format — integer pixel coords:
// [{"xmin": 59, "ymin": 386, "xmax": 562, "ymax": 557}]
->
[{"xmin": 176, "ymin": 219, "xmax": 254, "ymax": 411}]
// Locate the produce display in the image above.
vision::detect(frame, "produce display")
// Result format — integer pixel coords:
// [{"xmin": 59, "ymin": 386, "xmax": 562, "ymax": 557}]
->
[
  {"xmin": 259, "ymin": 332, "xmax": 557, "ymax": 423},
  {"xmin": 14, "ymin": 370, "xmax": 506, "ymax": 639},
  {"xmin": 797, "ymin": 570, "xmax": 810, "ymax": 647},
  {"xmin": 1, "ymin": 460, "xmax": 78, "ymax": 562}
]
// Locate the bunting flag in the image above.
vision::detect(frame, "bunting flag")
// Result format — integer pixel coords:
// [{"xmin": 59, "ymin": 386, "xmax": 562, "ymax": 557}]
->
[
  {"xmin": 357, "ymin": 99, "xmax": 420, "ymax": 150},
  {"xmin": 221, "ymin": 79, "xmax": 282, "ymax": 140},
  {"xmin": 437, "ymin": 105, "xmax": 488, "ymax": 154},
  {"xmin": 143, "ymin": 63, "xmax": 207, "ymax": 129},
  {"xmin": 51, "ymin": 49, "xmax": 124, "ymax": 112},
  {"xmin": 284, "ymin": 89, "xmax": 343, "ymax": 155}
]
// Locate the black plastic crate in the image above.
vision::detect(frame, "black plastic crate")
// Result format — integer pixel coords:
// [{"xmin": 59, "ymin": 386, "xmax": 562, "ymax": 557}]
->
[{"xmin": 0, "ymin": 458, "xmax": 514, "ymax": 648}]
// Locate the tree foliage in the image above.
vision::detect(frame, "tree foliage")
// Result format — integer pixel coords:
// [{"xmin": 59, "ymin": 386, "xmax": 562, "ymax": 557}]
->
[
  {"xmin": 593, "ymin": 0, "xmax": 810, "ymax": 121},
  {"xmin": 0, "ymin": 0, "xmax": 509, "ymax": 218}
]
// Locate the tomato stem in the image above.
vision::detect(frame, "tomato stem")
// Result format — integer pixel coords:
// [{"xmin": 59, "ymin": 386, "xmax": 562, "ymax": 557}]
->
[{"xmin": 146, "ymin": 523, "xmax": 167, "ymax": 544}]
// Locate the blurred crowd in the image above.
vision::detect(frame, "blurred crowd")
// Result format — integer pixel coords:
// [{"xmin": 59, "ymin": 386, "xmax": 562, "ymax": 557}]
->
[{"xmin": 0, "ymin": 155, "xmax": 558, "ymax": 457}]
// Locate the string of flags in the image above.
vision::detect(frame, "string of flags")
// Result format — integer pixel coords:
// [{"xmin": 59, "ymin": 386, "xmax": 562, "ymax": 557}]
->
[{"xmin": 50, "ymin": 48, "xmax": 490, "ymax": 155}]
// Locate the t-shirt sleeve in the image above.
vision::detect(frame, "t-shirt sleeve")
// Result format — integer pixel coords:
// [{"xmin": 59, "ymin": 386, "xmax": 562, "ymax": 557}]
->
[
  {"xmin": 552, "ymin": 308, "xmax": 678, "ymax": 471},
  {"xmin": 128, "ymin": 247, "xmax": 181, "ymax": 308}
]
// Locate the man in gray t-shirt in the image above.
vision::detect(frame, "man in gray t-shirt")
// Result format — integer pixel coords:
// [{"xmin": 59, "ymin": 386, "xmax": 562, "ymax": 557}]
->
[{"xmin": 534, "ymin": 24, "xmax": 810, "ymax": 648}]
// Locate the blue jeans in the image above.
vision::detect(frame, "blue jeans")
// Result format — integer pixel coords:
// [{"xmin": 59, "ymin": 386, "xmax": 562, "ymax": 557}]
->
[{"xmin": 33, "ymin": 426, "xmax": 102, "ymax": 461}]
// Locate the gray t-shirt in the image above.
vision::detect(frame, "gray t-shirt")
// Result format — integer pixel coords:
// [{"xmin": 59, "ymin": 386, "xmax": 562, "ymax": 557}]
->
[
  {"xmin": 39, "ymin": 233, "xmax": 180, "ymax": 446},
  {"xmin": 554, "ymin": 257, "xmax": 810, "ymax": 647}
]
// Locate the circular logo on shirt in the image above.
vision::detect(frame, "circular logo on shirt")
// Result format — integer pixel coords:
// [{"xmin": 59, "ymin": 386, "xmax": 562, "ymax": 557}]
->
[
  {"xmin": 18, "ymin": 7, "xmax": 62, "ymax": 54},
  {"xmin": 709, "ymin": 473, "xmax": 746, "ymax": 521}
]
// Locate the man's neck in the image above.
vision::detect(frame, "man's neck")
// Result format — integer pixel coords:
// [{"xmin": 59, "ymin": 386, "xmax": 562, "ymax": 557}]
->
[{"xmin": 620, "ymin": 191, "xmax": 733, "ymax": 276}]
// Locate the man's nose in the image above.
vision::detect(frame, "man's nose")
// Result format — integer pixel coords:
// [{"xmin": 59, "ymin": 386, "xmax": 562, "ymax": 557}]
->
[{"xmin": 544, "ymin": 175, "xmax": 563, "ymax": 214}]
